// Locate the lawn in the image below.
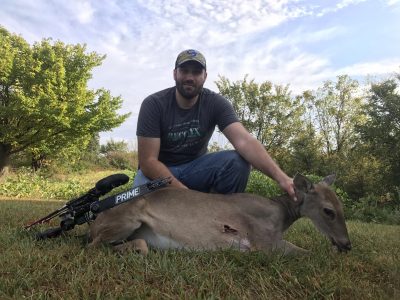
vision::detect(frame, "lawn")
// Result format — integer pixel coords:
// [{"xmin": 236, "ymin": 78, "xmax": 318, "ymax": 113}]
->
[{"xmin": 0, "ymin": 198, "xmax": 399, "ymax": 299}]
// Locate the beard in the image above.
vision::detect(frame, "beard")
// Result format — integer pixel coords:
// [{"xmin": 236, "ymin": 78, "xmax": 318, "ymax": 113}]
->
[{"xmin": 175, "ymin": 80, "xmax": 203, "ymax": 100}]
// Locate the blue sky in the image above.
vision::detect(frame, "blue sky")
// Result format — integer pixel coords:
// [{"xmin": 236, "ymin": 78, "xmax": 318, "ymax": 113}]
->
[{"xmin": 1, "ymin": 0, "xmax": 399, "ymax": 146}]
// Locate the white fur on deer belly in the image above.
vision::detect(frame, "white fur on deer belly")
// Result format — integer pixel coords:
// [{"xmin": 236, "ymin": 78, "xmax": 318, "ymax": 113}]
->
[
  {"xmin": 230, "ymin": 238, "xmax": 252, "ymax": 251},
  {"xmin": 146, "ymin": 233, "xmax": 183, "ymax": 249}
]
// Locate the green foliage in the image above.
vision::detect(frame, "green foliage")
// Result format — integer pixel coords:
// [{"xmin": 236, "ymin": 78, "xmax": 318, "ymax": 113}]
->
[
  {"xmin": 0, "ymin": 169, "xmax": 135, "ymax": 200},
  {"xmin": 0, "ymin": 27, "xmax": 130, "ymax": 171},
  {"xmin": 43, "ymin": 154, "xmax": 111, "ymax": 174},
  {"xmin": 215, "ymin": 73, "xmax": 400, "ymax": 206},
  {"xmin": 343, "ymin": 194, "xmax": 400, "ymax": 225},
  {"xmin": 100, "ymin": 139, "xmax": 129, "ymax": 153},
  {"xmin": 245, "ymin": 170, "xmax": 281, "ymax": 198},
  {"xmin": 286, "ymin": 123, "xmax": 325, "ymax": 175},
  {"xmin": 105, "ymin": 151, "xmax": 138, "ymax": 170},
  {"xmin": 0, "ymin": 200, "xmax": 399, "ymax": 298},
  {"xmin": 335, "ymin": 149, "xmax": 388, "ymax": 200},
  {"xmin": 78, "ymin": 133, "xmax": 102, "ymax": 163},
  {"xmin": 357, "ymin": 75, "xmax": 400, "ymax": 190},
  {"xmin": 215, "ymin": 75, "xmax": 304, "ymax": 152},
  {"xmin": 100, "ymin": 139, "xmax": 138, "ymax": 170},
  {"xmin": 301, "ymin": 75, "xmax": 364, "ymax": 155},
  {"xmin": 0, "ymin": 167, "xmax": 86, "ymax": 199}
]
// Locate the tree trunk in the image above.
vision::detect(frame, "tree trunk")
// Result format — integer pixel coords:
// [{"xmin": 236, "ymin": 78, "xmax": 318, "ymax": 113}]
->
[
  {"xmin": 31, "ymin": 153, "xmax": 46, "ymax": 171},
  {"xmin": 0, "ymin": 143, "xmax": 12, "ymax": 177}
]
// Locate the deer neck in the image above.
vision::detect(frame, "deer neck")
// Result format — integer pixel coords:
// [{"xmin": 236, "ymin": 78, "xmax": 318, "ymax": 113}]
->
[{"xmin": 271, "ymin": 194, "xmax": 302, "ymax": 231}]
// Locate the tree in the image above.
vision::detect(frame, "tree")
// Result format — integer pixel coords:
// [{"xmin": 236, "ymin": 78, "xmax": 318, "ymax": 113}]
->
[
  {"xmin": 288, "ymin": 122, "xmax": 324, "ymax": 175},
  {"xmin": 358, "ymin": 75, "xmax": 400, "ymax": 190},
  {"xmin": 215, "ymin": 75, "xmax": 304, "ymax": 154},
  {"xmin": 100, "ymin": 139, "xmax": 137, "ymax": 170},
  {"xmin": 100, "ymin": 139, "xmax": 129, "ymax": 154},
  {"xmin": 0, "ymin": 27, "xmax": 130, "ymax": 173},
  {"xmin": 302, "ymin": 75, "xmax": 364, "ymax": 156}
]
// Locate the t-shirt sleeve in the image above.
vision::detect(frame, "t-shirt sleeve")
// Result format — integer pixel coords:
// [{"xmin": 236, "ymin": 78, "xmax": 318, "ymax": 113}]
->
[
  {"xmin": 213, "ymin": 94, "xmax": 239, "ymax": 131},
  {"xmin": 136, "ymin": 96, "xmax": 161, "ymax": 137}
]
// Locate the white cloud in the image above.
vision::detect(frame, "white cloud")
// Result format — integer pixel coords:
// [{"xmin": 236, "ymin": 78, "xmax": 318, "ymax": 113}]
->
[
  {"xmin": 336, "ymin": 0, "xmax": 367, "ymax": 9},
  {"xmin": 335, "ymin": 59, "xmax": 400, "ymax": 76},
  {"xmin": 386, "ymin": 0, "xmax": 400, "ymax": 6},
  {"xmin": 74, "ymin": 1, "xmax": 95, "ymax": 24},
  {"xmin": 315, "ymin": 0, "xmax": 368, "ymax": 17}
]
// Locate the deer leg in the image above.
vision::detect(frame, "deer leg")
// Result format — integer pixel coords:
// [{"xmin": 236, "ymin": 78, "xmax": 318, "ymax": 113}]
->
[
  {"xmin": 113, "ymin": 239, "xmax": 149, "ymax": 255},
  {"xmin": 88, "ymin": 219, "xmax": 143, "ymax": 248},
  {"xmin": 273, "ymin": 240, "xmax": 310, "ymax": 256}
]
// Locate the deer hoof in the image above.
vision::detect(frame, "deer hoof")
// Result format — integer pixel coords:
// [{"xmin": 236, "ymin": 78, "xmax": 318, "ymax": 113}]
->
[{"xmin": 113, "ymin": 239, "xmax": 149, "ymax": 256}]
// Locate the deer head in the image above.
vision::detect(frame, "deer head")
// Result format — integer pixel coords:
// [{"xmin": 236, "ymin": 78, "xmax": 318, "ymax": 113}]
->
[{"xmin": 294, "ymin": 174, "xmax": 351, "ymax": 252}]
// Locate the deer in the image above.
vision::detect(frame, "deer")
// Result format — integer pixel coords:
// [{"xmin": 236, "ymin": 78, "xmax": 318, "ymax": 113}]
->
[{"xmin": 88, "ymin": 174, "xmax": 351, "ymax": 256}]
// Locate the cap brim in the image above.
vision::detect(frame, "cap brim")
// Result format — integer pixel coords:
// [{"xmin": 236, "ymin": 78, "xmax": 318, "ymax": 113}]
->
[{"xmin": 176, "ymin": 59, "xmax": 206, "ymax": 69}]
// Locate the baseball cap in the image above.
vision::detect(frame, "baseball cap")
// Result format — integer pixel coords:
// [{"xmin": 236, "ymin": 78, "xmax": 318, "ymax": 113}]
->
[{"xmin": 175, "ymin": 49, "xmax": 206, "ymax": 70}]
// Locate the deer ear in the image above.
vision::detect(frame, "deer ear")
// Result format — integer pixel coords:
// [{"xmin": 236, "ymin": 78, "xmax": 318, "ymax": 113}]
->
[
  {"xmin": 321, "ymin": 174, "xmax": 336, "ymax": 186},
  {"xmin": 293, "ymin": 173, "xmax": 314, "ymax": 193}
]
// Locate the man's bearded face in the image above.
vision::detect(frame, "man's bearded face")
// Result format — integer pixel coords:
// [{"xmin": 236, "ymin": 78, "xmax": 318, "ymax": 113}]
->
[{"xmin": 174, "ymin": 62, "xmax": 207, "ymax": 100}]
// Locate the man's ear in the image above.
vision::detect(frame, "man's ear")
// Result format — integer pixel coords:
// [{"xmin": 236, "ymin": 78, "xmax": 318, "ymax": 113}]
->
[
  {"xmin": 293, "ymin": 173, "xmax": 314, "ymax": 193},
  {"xmin": 173, "ymin": 68, "xmax": 177, "ymax": 81}
]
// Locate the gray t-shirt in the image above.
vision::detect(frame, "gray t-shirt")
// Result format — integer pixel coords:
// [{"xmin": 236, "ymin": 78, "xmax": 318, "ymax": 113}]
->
[{"xmin": 136, "ymin": 87, "xmax": 239, "ymax": 166}]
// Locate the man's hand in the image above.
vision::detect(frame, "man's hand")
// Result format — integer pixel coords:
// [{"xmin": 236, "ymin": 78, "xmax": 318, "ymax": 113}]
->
[{"xmin": 278, "ymin": 176, "xmax": 297, "ymax": 201}]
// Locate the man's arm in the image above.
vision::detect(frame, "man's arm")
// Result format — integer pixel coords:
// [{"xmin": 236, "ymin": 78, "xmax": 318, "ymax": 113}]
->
[
  {"xmin": 222, "ymin": 122, "xmax": 296, "ymax": 200},
  {"xmin": 137, "ymin": 136, "xmax": 188, "ymax": 189}
]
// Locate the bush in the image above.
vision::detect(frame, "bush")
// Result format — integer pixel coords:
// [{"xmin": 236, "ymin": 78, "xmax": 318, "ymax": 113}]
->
[
  {"xmin": 0, "ymin": 167, "xmax": 87, "ymax": 199},
  {"xmin": 105, "ymin": 151, "xmax": 138, "ymax": 170},
  {"xmin": 245, "ymin": 170, "xmax": 281, "ymax": 198},
  {"xmin": 343, "ymin": 194, "xmax": 400, "ymax": 225},
  {"xmin": 0, "ymin": 169, "xmax": 136, "ymax": 200}
]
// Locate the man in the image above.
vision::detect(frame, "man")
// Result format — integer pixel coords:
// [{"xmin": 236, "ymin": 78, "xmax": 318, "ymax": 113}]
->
[{"xmin": 134, "ymin": 49, "xmax": 295, "ymax": 199}]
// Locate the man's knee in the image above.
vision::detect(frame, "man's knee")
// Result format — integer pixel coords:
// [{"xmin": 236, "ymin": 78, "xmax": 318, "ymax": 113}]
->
[
  {"xmin": 213, "ymin": 151, "xmax": 250, "ymax": 193},
  {"xmin": 223, "ymin": 150, "xmax": 251, "ymax": 174}
]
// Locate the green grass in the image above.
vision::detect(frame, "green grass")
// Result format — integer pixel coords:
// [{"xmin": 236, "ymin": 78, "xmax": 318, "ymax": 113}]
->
[
  {"xmin": 1, "ymin": 199, "xmax": 399, "ymax": 299},
  {"xmin": 0, "ymin": 169, "xmax": 136, "ymax": 200}
]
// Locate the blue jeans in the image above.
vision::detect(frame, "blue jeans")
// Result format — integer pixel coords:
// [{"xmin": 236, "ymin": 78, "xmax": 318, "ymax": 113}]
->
[{"xmin": 133, "ymin": 150, "xmax": 251, "ymax": 194}]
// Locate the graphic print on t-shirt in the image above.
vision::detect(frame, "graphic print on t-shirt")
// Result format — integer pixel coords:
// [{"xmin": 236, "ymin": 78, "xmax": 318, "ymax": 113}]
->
[{"xmin": 166, "ymin": 119, "xmax": 204, "ymax": 149}]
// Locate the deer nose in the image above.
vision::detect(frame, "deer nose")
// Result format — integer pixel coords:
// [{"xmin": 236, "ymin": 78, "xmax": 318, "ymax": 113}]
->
[
  {"xmin": 332, "ymin": 238, "xmax": 352, "ymax": 252},
  {"xmin": 344, "ymin": 241, "xmax": 352, "ymax": 251},
  {"xmin": 339, "ymin": 241, "xmax": 352, "ymax": 252}
]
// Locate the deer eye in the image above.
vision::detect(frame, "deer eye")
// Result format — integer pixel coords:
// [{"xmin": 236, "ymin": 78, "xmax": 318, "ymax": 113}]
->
[{"xmin": 323, "ymin": 208, "xmax": 336, "ymax": 220}]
